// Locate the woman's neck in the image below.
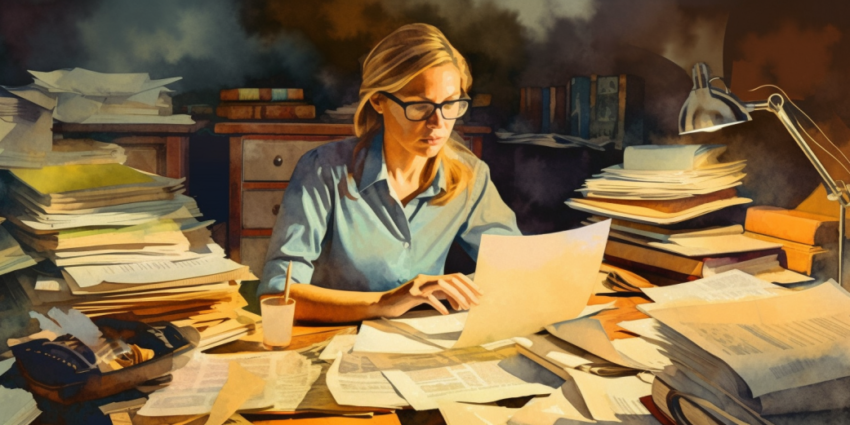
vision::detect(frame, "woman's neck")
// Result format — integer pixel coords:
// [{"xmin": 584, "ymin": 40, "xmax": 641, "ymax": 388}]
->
[{"xmin": 383, "ymin": 135, "xmax": 428, "ymax": 185}]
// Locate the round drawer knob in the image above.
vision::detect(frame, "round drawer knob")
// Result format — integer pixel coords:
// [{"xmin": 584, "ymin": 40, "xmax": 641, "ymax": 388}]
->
[
  {"xmin": 272, "ymin": 204, "xmax": 281, "ymax": 215},
  {"xmin": 273, "ymin": 156, "xmax": 283, "ymax": 167}
]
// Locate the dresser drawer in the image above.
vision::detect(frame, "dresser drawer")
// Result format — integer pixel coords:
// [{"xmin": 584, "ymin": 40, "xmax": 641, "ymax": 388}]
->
[
  {"xmin": 243, "ymin": 139, "xmax": 335, "ymax": 181},
  {"xmin": 241, "ymin": 237, "xmax": 271, "ymax": 279},
  {"xmin": 242, "ymin": 190, "xmax": 285, "ymax": 229}
]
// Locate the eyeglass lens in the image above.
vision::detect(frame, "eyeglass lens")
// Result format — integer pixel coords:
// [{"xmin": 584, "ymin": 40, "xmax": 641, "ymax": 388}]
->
[{"xmin": 406, "ymin": 100, "xmax": 469, "ymax": 121}]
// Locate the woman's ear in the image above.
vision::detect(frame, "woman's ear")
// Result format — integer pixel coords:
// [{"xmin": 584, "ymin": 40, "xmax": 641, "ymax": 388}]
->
[{"xmin": 369, "ymin": 93, "xmax": 384, "ymax": 114}]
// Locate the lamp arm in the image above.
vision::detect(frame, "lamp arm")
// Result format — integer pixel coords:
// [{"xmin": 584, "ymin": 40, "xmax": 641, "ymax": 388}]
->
[
  {"xmin": 745, "ymin": 93, "xmax": 849, "ymax": 288},
  {"xmin": 744, "ymin": 93, "xmax": 850, "ymax": 207}
]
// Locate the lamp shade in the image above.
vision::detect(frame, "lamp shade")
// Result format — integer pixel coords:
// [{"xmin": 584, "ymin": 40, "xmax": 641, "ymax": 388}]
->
[{"xmin": 679, "ymin": 63, "xmax": 752, "ymax": 134}]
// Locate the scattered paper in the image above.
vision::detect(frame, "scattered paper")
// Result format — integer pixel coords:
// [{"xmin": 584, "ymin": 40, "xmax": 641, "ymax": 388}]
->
[
  {"xmin": 546, "ymin": 317, "xmax": 654, "ymax": 371},
  {"xmin": 319, "ymin": 334, "xmax": 358, "ymax": 361},
  {"xmin": 326, "ymin": 353, "xmax": 409, "ymax": 409},
  {"xmin": 204, "ymin": 362, "xmax": 265, "ymax": 425},
  {"xmin": 438, "ymin": 401, "xmax": 519, "ymax": 425},
  {"xmin": 568, "ymin": 370, "xmax": 653, "ymax": 422},
  {"xmin": 34, "ymin": 276, "xmax": 62, "ymax": 292},
  {"xmin": 65, "ymin": 255, "xmax": 243, "ymax": 288},
  {"xmin": 508, "ymin": 383, "xmax": 594, "ymax": 425},
  {"xmin": 640, "ymin": 269, "xmax": 782, "ymax": 309}
]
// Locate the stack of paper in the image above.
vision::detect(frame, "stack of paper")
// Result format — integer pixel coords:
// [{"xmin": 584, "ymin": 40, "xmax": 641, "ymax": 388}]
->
[
  {"xmin": 0, "ymin": 223, "xmax": 37, "ymax": 276},
  {"xmin": 27, "ymin": 68, "xmax": 193, "ymax": 124},
  {"xmin": 45, "ymin": 139, "xmax": 127, "ymax": 166},
  {"xmin": 566, "ymin": 144, "xmax": 751, "ymax": 224},
  {"xmin": 626, "ymin": 270, "xmax": 850, "ymax": 423},
  {"xmin": 0, "ymin": 86, "xmax": 54, "ymax": 168},
  {"xmin": 3, "ymin": 163, "xmax": 257, "ymax": 349}
]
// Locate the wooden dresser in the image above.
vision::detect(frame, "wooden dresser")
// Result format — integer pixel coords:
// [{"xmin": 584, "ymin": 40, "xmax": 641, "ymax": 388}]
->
[{"xmin": 215, "ymin": 122, "xmax": 490, "ymax": 278}]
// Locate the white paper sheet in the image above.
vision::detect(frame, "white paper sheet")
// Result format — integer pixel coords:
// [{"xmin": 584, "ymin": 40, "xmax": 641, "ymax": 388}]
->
[
  {"xmin": 640, "ymin": 269, "xmax": 781, "ymax": 308},
  {"xmin": 319, "ymin": 334, "xmax": 358, "ymax": 361},
  {"xmin": 507, "ymin": 384, "xmax": 594, "ymax": 425},
  {"xmin": 65, "ymin": 254, "xmax": 242, "ymax": 288},
  {"xmin": 546, "ymin": 317, "xmax": 655, "ymax": 371},
  {"xmin": 568, "ymin": 370, "xmax": 653, "ymax": 422},
  {"xmin": 438, "ymin": 401, "xmax": 519, "ymax": 425}
]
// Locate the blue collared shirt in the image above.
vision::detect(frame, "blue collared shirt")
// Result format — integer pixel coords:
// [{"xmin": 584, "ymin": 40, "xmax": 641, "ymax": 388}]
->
[{"xmin": 257, "ymin": 131, "xmax": 521, "ymax": 296}]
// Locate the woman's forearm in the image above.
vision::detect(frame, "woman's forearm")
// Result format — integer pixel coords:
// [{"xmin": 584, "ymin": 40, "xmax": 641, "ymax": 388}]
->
[{"xmin": 284, "ymin": 284, "xmax": 386, "ymax": 323}]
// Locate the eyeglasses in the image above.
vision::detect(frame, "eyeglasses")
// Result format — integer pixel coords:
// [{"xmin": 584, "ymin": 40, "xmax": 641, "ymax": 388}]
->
[{"xmin": 379, "ymin": 91, "xmax": 470, "ymax": 121}]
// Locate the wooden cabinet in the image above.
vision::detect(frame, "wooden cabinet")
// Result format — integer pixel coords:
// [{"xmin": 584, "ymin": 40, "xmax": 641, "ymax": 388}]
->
[
  {"xmin": 216, "ymin": 122, "xmax": 490, "ymax": 278},
  {"xmin": 52, "ymin": 122, "xmax": 207, "ymax": 192}
]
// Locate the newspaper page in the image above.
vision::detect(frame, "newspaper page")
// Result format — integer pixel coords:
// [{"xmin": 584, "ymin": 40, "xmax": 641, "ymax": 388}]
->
[
  {"xmin": 382, "ymin": 358, "xmax": 556, "ymax": 410},
  {"xmin": 648, "ymin": 280, "xmax": 850, "ymax": 397},
  {"xmin": 325, "ymin": 352, "xmax": 409, "ymax": 409},
  {"xmin": 137, "ymin": 351, "xmax": 308, "ymax": 416},
  {"xmin": 568, "ymin": 369, "xmax": 654, "ymax": 423}
]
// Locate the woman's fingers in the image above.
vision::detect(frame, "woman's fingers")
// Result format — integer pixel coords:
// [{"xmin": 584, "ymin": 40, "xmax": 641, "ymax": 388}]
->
[
  {"xmin": 452, "ymin": 273, "xmax": 483, "ymax": 296},
  {"xmin": 446, "ymin": 274, "xmax": 480, "ymax": 306},
  {"xmin": 425, "ymin": 293, "xmax": 449, "ymax": 315},
  {"xmin": 435, "ymin": 279, "xmax": 470, "ymax": 310}
]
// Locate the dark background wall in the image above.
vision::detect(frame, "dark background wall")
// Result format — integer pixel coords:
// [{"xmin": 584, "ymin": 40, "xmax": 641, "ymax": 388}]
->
[{"xmin": 2, "ymin": 0, "xmax": 849, "ymax": 259}]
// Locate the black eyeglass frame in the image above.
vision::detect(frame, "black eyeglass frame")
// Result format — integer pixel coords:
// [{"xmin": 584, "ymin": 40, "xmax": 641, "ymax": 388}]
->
[{"xmin": 378, "ymin": 91, "xmax": 471, "ymax": 121}]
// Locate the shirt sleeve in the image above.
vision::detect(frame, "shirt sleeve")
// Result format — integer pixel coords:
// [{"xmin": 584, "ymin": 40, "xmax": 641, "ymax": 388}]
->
[
  {"xmin": 454, "ymin": 161, "xmax": 522, "ymax": 261},
  {"xmin": 258, "ymin": 149, "xmax": 333, "ymax": 297}
]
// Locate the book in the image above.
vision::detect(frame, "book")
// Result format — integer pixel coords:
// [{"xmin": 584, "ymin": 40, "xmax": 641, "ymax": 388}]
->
[
  {"xmin": 604, "ymin": 239, "xmax": 785, "ymax": 282},
  {"xmin": 570, "ymin": 76, "xmax": 591, "ymax": 139},
  {"xmin": 552, "ymin": 86, "xmax": 569, "ymax": 134},
  {"xmin": 589, "ymin": 75, "xmax": 618, "ymax": 140},
  {"xmin": 216, "ymin": 102, "xmax": 316, "ymax": 120},
  {"xmin": 220, "ymin": 88, "xmax": 304, "ymax": 101},
  {"xmin": 744, "ymin": 206, "xmax": 839, "ymax": 245},
  {"xmin": 617, "ymin": 74, "xmax": 645, "ymax": 149},
  {"xmin": 743, "ymin": 231, "xmax": 831, "ymax": 275}
]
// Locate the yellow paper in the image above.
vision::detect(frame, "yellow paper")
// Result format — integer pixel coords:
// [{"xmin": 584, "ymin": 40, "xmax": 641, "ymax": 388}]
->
[
  {"xmin": 204, "ymin": 362, "xmax": 265, "ymax": 425},
  {"xmin": 10, "ymin": 163, "xmax": 154, "ymax": 194}
]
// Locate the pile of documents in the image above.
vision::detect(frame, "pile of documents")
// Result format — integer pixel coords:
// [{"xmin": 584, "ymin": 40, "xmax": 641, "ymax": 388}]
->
[
  {"xmin": 621, "ymin": 270, "xmax": 850, "ymax": 423},
  {"xmin": 2, "ymin": 162, "xmax": 257, "ymax": 349},
  {"xmin": 566, "ymin": 144, "xmax": 750, "ymax": 224},
  {"xmin": 44, "ymin": 138, "xmax": 127, "ymax": 166},
  {"xmin": 0, "ymin": 85, "xmax": 54, "ymax": 168},
  {"xmin": 565, "ymin": 144, "xmax": 811, "ymax": 286},
  {"xmin": 0, "ymin": 218, "xmax": 37, "ymax": 277},
  {"xmin": 21, "ymin": 68, "xmax": 193, "ymax": 125}
]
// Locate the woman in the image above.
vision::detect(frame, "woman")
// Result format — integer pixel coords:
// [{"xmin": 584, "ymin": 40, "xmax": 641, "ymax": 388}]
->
[{"xmin": 258, "ymin": 23, "xmax": 521, "ymax": 323}]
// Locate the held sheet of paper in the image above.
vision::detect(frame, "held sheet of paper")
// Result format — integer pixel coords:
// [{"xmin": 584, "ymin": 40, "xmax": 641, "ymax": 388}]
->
[
  {"xmin": 137, "ymin": 351, "xmax": 312, "ymax": 416},
  {"xmin": 647, "ymin": 280, "xmax": 850, "ymax": 398},
  {"xmin": 354, "ymin": 221, "xmax": 611, "ymax": 353}
]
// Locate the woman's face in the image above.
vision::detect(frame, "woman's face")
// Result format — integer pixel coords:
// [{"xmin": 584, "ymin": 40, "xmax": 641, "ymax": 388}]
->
[{"xmin": 372, "ymin": 63, "xmax": 462, "ymax": 159}]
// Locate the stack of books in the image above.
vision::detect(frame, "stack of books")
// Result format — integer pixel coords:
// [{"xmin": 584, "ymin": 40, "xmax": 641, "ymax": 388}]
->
[
  {"xmin": 216, "ymin": 88, "xmax": 316, "ymax": 120},
  {"xmin": 567, "ymin": 144, "xmax": 812, "ymax": 285},
  {"xmin": 1, "ymin": 162, "xmax": 257, "ymax": 350},
  {"xmin": 632, "ymin": 272, "xmax": 850, "ymax": 424},
  {"xmin": 0, "ymin": 85, "xmax": 54, "ymax": 168},
  {"xmin": 743, "ymin": 206, "xmax": 836, "ymax": 276}
]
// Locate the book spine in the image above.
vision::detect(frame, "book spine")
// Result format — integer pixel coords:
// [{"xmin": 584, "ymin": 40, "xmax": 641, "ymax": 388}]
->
[
  {"xmin": 745, "ymin": 207, "xmax": 834, "ymax": 245},
  {"xmin": 553, "ymin": 85, "xmax": 568, "ymax": 134},
  {"xmin": 590, "ymin": 75, "xmax": 618, "ymax": 141},
  {"xmin": 220, "ymin": 88, "xmax": 304, "ymax": 101},
  {"xmin": 541, "ymin": 87, "xmax": 551, "ymax": 134},
  {"xmin": 605, "ymin": 240, "xmax": 704, "ymax": 277},
  {"xmin": 570, "ymin": 77, "xmax": 591, "ymax": 139},
  {"xmin": 528, "ymin": 87, "xmax": 543, "ymax": 133},
  {"xmin": 618, "ymin": 74, "xmax": 645, "ymax": 148},
  {"xmin": 216, "ymin": 104, "xmax": 316, "ymax": 120}
]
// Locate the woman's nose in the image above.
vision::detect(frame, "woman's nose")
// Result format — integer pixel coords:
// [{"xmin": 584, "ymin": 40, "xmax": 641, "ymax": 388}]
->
[{"xmin": 426, "ymin": 107, "xmax": 446, "ymax": 128}]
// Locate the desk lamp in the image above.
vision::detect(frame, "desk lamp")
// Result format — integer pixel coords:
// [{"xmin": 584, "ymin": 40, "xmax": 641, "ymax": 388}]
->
[{"xmin": 679, "ymin": 62, "xmax": 850, "ymax": 287}]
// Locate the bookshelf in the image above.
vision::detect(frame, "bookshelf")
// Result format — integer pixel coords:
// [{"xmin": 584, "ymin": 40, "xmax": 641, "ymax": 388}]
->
[{"xmin": 215, "ymin": 122, "xmax": 491, "ymax": 278}]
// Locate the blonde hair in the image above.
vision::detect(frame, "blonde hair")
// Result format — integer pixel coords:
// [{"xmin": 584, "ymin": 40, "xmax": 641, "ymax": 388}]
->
[{"xmin": 353, "ymin": 23, "xmax": 474, "ymax": 206}]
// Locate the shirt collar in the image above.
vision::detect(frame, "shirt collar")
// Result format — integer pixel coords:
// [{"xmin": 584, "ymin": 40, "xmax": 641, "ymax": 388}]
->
[{"xmin": 357, "ymin": 130, "xmax": 447, "ymax": 197}]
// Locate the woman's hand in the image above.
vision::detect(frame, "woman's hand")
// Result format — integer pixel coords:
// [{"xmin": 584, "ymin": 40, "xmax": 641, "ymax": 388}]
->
[{"xmin": 377, "ymin": 273, "xmax": 483, "ymax": 317}]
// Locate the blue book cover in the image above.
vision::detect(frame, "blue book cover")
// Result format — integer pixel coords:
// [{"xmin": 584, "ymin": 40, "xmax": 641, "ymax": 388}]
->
[
  {"xmin": 541, "ymin": 87, "xmax": 551, "ymax": 134},
  {"xmin": 570, "ymin": 77, "xmax": 591, "ymax": 139}
]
